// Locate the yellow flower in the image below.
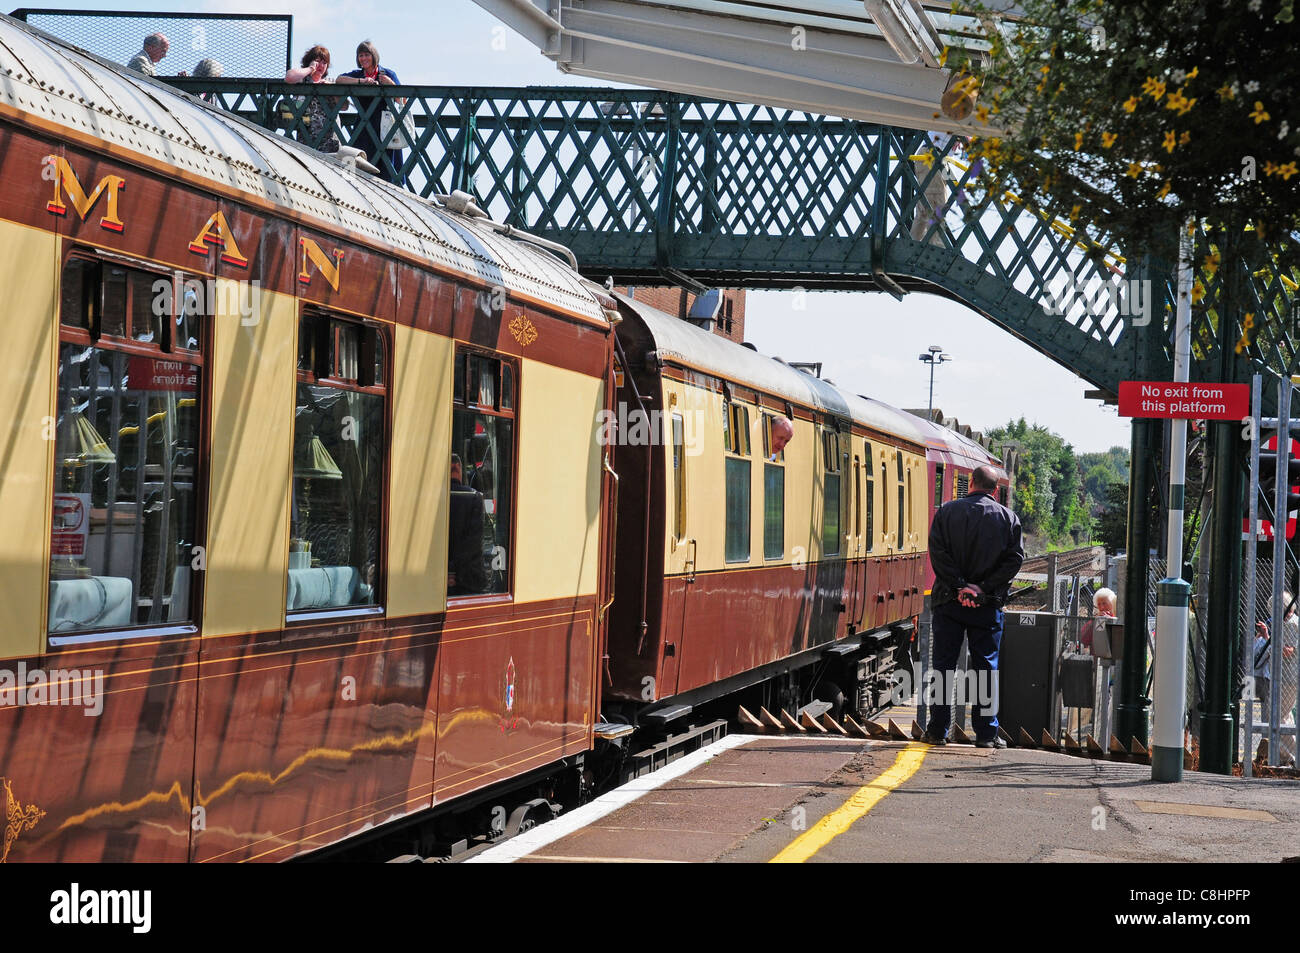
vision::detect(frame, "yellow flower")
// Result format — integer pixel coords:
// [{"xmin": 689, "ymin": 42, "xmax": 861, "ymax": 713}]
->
[
  {"xmin": 1163, "ymin": 130, "xmax": 1177, "ymax": 153},
  {"xmin": 1186, "ymin": 66, "xmax": 1198, "ymax": 79},
  {"xmin": 1179, "ymin": 130, "xmax": 1191, "ymax": 146},
  {"xmin": 1279, "ymin": 162, "xmax": 1298, "ymax": 181},
  {"xmin": 1191, "ymin": 282, "xmax": 1206, "ymax": 304},
  {"xmin": 1250, "ymin": 101, "xmax": 1271, "ymax": 123},
  {"xmin": 1101, "ymin": 131, "xmax": 1118, "ymax": 148},
  {"xmin": 976, "ymin": 104, "xmax": 990, "ymax": 123},
  {"xmin": 1165, "ymin": 89, "xmax": 1189, "ymax": 112},
  {"xmin": 1127, "ymin": 162, "xmax": 1143, "ymax": 178},
  {"xmin": 1216, "ymin": 83, "xmax": 1235, "ymax": 100},
  {"xmin": 1236, "ymin": 313, "xmax": 1256, "ymax": 355},
  {"xmin": 1264, "ymin": 160, "xmax": 1279, "ymax": 176},
  {"xmin": 1142, "ymin": 77, "xmax": 1167, "ymax": 101},
  {"xmin": 1040, "ymin": 64, "xmax": 1051, "ymax": 76},
  {"xmin": 1157, "ymin": 180, "xmax": 1171, "ymax": 199},
  {"xmin": 1203, "ymin": 251, "xmax": 1220, "ymax": 277},
  {"xmin": 1075, "ymin": 131, "xmax": 1084, "ymax": 150},
  {"xmin": 1123, "ymin": 96, "xmax": 1139, "ymax": 113}
]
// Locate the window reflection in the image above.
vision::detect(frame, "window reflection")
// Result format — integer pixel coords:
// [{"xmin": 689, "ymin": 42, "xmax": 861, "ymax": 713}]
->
[
  {"xmin": 288, "ymin": 313, "xmax": 386, "ymax": 614},
  {"xmin": 449, "ymin": 349, "xmax": 515, "ymax": 597},
  {"xmin": 49, "ymin": 257, "xmax": 202, "ymax": 637}
]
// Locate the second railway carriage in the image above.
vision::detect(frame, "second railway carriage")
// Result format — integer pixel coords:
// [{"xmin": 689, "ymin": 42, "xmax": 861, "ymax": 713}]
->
[{"xmin": 605, "ymin": 297, "xmax": 931, "ymax": 722}]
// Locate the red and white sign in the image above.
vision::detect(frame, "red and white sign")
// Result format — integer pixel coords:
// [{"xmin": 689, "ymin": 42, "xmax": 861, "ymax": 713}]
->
[
  {"xmin": 127, "ymin": 357, "xmax": 197, "ymax": 392},
  {"xmin": 51, "ymin": 493, "xmax": 90, "ymax": 557},
  {"xmin": 1118, "ymin": 381, "xmax": 1249, "ymax": 420}
]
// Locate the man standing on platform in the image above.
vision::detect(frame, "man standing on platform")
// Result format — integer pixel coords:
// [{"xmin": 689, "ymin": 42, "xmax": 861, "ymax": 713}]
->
[{"xmin": 921, "ymin": 465, "xmax": 1024, "ymax": 748}]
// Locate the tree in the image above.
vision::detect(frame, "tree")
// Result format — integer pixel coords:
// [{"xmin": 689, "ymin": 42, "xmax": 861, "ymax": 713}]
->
[
  {"xmin": 1094, "ymin": 482, "xmax": 1131, "ymax": 554},
  {"xmin": 953, "ymin": 0, "xmax": 1299, "ymax": 275},
  {"xmin": 989, "ymin": 418, "xmax": 1091, "ymax": 547}
]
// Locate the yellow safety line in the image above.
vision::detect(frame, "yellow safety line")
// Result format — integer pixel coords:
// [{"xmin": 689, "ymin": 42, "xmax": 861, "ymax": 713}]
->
[{"xmin": 769, "ymin": 742, "xmax": 929, "ymax": 864}]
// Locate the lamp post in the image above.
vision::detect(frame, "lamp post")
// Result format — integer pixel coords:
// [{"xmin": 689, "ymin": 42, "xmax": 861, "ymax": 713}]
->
[{"xmin": 919, "ymin": 345, "xmax": 952, "ymax": 420}]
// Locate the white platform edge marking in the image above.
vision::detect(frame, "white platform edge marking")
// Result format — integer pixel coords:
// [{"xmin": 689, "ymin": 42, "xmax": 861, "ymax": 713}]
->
[{"xmin": 465, "ymin": 733, "xmax": 762, "ymax": 863}]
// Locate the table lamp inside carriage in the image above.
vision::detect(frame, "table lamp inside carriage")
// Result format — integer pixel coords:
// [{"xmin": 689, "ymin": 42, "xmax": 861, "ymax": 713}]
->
[
  {"xmin": 291, "ymin": 429, "xmax": 343, "ymax": 570},
  {"xmin": 51, "ymin": 412, "xmax": 117, "ymax": 579}
]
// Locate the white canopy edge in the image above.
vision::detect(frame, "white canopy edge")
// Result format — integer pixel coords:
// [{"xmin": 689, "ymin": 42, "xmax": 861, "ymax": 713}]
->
[{"xmin": 474, "ymin": 0, "xmax": 1019, "ymax": 134}]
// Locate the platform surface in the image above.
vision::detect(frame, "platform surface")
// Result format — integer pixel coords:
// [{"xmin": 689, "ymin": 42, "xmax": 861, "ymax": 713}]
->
[{"xmin": 473, "ymin": 734, "xmax": 1300, "ymax": 863}]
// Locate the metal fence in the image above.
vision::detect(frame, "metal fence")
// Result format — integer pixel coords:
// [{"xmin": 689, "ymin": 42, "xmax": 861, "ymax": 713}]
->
[
  {"xmin": 1240, "ymin": 557, "xmax": 1299, "ymax": 769},
  {"xmin": 10, "ymin": 9, "xmax": 292, "ymax": 78}
]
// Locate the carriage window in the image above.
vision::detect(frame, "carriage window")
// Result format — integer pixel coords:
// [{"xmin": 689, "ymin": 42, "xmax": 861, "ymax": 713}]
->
[
  {"xmin": 880, "ymin": 459, "xmax": 889, "ymax": 545},
  {"xmin": 449, "ymin": 348, "xmax": 516, "ymax": 596},
  {"xmin": 725, "ymin": 458, "xmax": 751, "ymax": 562},
  {"xmin": 672, "ymin": 413, "xmax": 686, "ymax": 541},
  {"xmin": 289, "ymin": 312, "xmax": 386, "ymax": 616},
  {"xmin": 896, "ymin": 453, "xmax": 906, "ymax": 549},
  {"xmin": 764, "ymin": 463, "xmax": 784, "ymax": 560},
  {"xmin": 725, "ymin": 402, "xmax": 751, "ymax": 456},
  {"xmin": 725, "ymin": 400, "xmax": 752, "ymax": 562},
  {"xmin": 762, "ymin": 413, "xmax": 785, "ymax": 463},
  {"xmin": 854, "ymin": 456, "xmax": 862, "ymax": 538},
  {"xmin": 904, "ymin": 464, "xmax": 913, "ymax": 547},
  {"xmin": 49, "ymin": 257, "xmax": 204, "ymax": 640},
  {"xmin": 934, "ymin": 463, "xmax": 945, "ymax": 507},
  {"xmin": 956, "ymin": 473, "xmax": 969, "ymax": 498},
  {"xmin": 823, "ymin": 430, "xmax": 841, "ymax": 556},
  {"xmin": 999, "ymin": 484, "xmax": 1008, "ymax": 506},
  {"xmin": 864, "ymin": 441, "xmax": 875, "ymax": 553}
]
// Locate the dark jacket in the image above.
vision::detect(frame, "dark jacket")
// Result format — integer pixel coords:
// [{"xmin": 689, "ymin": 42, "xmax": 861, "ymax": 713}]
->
[
  {"xmin": 928, "ymin": 490, "xmax": 1024, "ymax": 609},
  {"xmin": 449, "ymin": 479, "xmax": 486, "ymax": 594}
]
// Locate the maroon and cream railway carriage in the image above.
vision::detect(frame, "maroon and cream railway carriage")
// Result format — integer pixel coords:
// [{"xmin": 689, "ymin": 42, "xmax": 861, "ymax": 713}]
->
[
  {"xmin": 0, "ymin": 17, "xmax": 617, "ymax": 862},
  {"xmin": 606, "ymin": 297, "xmax": 932, "ymax": 722}
]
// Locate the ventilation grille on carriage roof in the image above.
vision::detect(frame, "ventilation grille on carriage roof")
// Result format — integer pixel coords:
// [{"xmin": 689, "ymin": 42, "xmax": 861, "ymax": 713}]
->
[{"xmin": 788, "ymin": 361, "xmax": 823, "ymax": 378}]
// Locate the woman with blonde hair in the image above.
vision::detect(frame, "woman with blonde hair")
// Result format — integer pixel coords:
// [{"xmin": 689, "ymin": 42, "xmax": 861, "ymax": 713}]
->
[{"xmin": 336, "ymin": 40, "xmax": 405, "ymax": 183}]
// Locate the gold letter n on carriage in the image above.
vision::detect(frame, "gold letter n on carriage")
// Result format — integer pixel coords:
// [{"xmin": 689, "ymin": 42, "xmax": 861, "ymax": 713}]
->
[{"xmin": 298, "ymin": 237, "xmax": 344, "ymax": 291}]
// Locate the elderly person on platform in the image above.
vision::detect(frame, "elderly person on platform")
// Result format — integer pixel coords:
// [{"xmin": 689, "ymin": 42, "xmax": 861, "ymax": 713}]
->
[{"xmin": 1080, "ymin": 587, "xmax": 1116, "ymax": 654}]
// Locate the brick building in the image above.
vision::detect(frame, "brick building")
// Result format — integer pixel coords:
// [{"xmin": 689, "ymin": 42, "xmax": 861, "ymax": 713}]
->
[{"xmin": 616, "ymin": 286, "xmax": 747, "ymax": 344}]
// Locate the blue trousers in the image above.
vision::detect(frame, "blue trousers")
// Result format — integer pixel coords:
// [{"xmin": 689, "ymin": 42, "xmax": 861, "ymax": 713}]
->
[{"xmin": 927, "ymin": 601, "xmax": 1003, "ymax": 741}]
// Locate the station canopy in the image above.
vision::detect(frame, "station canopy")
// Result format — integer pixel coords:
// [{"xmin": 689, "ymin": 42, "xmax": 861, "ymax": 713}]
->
[{"xmin": 473, "ymin": 0, "xmax": 1021, "ymax": 134}]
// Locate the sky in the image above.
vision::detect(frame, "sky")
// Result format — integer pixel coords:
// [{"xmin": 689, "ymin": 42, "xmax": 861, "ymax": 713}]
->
[{"xmin": 34, "ymin": 0, "xmax": 1135, "ymax": 453}]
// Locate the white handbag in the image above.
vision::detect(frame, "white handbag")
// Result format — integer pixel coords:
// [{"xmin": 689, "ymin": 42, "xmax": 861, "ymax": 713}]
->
[{"xmin": 379, "ymin": 106, "xmax": 416, "ymax": 150}]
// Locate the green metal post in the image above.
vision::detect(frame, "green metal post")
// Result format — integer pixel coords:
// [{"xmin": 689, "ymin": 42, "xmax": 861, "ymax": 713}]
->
[
  {"xmin": 1116, "ymin": 257, "xmax": 1164, "ymax": 747},
  {"xmin": 1200, "ymin": 247, "xmax": 1242, "ymax": 774}
]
